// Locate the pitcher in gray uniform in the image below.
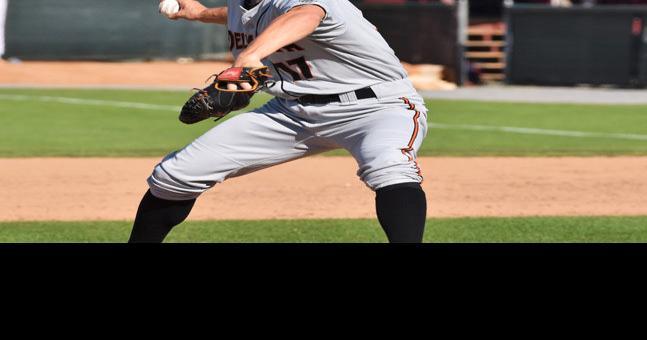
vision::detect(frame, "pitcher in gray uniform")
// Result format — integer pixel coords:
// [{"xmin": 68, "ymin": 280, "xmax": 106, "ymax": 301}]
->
[{"xmin": 129, "ymin": 0, "xmax": 429, "ymax": 243}]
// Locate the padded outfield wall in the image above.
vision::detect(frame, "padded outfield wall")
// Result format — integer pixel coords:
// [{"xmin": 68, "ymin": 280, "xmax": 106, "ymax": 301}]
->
[
  {"xmin": 506, "ymin": 5, "xmax": 647, "ymax": 87},
  {"xmin": 4, "ymin": 0, "xmax": 465, "ymax": 82},
  {"xmin": 5, "ymin": 0, "xmax": 229, "ymax": 60}
]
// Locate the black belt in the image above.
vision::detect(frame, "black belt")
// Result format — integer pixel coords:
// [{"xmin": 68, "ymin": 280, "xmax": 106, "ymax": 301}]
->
[{"xmin": 297, "ymin": 87, "xmax": 377, "ymax": 105}]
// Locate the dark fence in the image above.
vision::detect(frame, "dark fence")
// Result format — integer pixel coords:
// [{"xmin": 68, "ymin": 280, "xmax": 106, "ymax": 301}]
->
[
  {"xmin": 357, "ymin": 3, "xmax": 464, "ymax": 83},
  {"xmin": 5, "ymin": 0, "xmax": 228, "ymax": 60},
  {"xmin": 5, "ymin": 0, "xmax": 463, "ymax": 82},
  {"xmin": 506, "ymin": 5, "xmax": 647, "ymax": 87}
]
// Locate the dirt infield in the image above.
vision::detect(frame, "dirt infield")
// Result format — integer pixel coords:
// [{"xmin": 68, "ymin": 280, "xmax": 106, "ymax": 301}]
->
[
  {"xmin": 0, "ymin": 60, "xmax": 456, "ymax": 90},
  {"xmin": 2, "ymin": 157, "xmax": 646, "ymax": 221},
  {"xmin": 0, "ymin": 61, "xmax": 232, "ymax": 88},
  {"xmin": 2, "ymin": 62, "xmax": 646, "ymax": 221}
]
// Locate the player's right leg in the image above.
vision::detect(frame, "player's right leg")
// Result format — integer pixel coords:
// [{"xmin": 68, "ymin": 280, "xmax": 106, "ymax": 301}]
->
[
  {"xmin": 325, "ymin": 95, "xmax": 429, "ymax": 243},
  {"xmin": 128, "ymin": 99, "xmax": 333, "ymax": 243}
]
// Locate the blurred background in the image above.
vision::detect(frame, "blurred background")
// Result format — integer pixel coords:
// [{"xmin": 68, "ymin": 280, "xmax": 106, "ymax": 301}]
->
[{"xmin": 2, "ymin": 0, "xmax": 646, "ymax": 89}]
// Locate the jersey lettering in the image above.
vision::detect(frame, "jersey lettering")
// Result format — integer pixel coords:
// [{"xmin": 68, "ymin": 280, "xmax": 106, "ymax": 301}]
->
[
  {"xmin": 228, "ymin": 31, "xmax": 304, "ymax": 53},
  {"xmin": 273, "ymin": 56, "xmax": 314, "ymax": 81},
  {"xmin": 276, "ymin": 44, "xmax": 305, "ymax": 53},
  {"xmin": 228, "ymin": 31, "xmax": 255, "ymax": 51},
  {"xmin": 273, "ymin": 62, "xmax": 302, "ymax": 80}
]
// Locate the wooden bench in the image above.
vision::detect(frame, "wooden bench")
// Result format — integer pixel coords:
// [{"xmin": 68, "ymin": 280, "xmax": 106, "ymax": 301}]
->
[{"xmin": 465, "ymin": 23, "xmax": 507, "ymax": 83}]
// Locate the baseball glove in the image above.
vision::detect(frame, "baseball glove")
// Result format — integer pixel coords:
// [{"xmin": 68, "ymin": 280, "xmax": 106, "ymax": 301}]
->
[{"xmin": 179, "ymin": 66, "xmax": 272, "ymax": 124}]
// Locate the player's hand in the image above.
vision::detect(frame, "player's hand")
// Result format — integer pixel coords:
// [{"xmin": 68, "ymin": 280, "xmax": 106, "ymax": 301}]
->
[
  {"xmin": 164, "ymin": 0, "xmax": 207, "ymax": 21},
  {"xmin": 228, "ymin": 53, "xmax": 265, "ymax": 91}
]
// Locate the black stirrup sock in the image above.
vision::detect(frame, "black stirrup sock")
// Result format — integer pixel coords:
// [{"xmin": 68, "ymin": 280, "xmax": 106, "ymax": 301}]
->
[
  {"xmin": 375, "ymin": 182, "xmax": 427, "ymax": 243},
  {"xmin": 128, "ymin": 190, "xmax": 196, "ymax": 243}
]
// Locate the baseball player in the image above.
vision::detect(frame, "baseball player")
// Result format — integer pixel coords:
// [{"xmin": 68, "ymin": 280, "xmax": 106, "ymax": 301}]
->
[
  {"xmin": 0, "ymin": 0, "xmax": 7, "ymax": 58},
  {"xmin": 129, "ymin": 0, "xmax": 428, "ymax": 243}
]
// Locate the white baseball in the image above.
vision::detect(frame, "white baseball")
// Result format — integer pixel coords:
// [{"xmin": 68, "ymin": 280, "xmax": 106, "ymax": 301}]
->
[{"xmin": 159, "ymin": 0, "xmax": 180, "ymax": 18}]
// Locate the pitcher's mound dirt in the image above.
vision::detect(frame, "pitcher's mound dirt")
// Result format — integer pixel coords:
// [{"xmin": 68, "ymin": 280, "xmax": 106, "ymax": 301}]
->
[{"xmin": 1, "ymin": 157, "xmax": 646, "ymax": 221}]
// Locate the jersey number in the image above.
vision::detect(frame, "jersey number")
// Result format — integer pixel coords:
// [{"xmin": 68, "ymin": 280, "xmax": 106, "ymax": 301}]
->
[{"xmin": 273, "ymin": 56, "xmax": 313, "ymax": 81}]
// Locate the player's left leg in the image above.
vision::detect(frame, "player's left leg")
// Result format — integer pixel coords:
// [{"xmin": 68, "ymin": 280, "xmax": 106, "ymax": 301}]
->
[
  {"xmin": 331, "ymin": 97, "xmax": 429, "ymax": 243},
  {"xmin": 129, "ymin": 98, "xmax": 336, "ymax": 243},
  {"xmin": 129, "ymin": 190, "xmax": 196, "ymax": 243},
  {"xmin": 375, "ymin": 182, "xmax": 427, "ymax": 243}
]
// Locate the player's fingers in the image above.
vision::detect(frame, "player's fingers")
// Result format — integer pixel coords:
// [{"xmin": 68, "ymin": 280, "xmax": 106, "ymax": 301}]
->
[
  {"xmin": 240, "ymin": 82, "xmax": 253, "ymax": 90},
  {"xmin": 227, "ymin": 83, "xmax": 238, "ymax": 91},
  {"xmin": 168, "ymin": 7, "xmax": 185, "ymax": 20}
]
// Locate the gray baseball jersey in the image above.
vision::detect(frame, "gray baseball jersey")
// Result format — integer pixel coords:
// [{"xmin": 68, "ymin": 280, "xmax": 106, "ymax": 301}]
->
[
  {"xmin": 147, "ymin": 0, "xmax": 429, "ymax": 201},
  {"xmin": 227, "ymin": 0, "xmax": 408, "ymax": 98}
]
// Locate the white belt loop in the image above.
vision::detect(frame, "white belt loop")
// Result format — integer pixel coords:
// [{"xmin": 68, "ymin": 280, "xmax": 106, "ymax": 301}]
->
[{"xmin": 339, "ymin": 90, "xmax": 358, "ymax": 104}]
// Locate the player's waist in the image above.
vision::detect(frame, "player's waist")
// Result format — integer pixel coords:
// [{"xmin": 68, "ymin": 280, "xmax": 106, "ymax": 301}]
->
[
  {"xmin": 297, "ymin": 87, "xmax": 377, "ymax": 105},
  {"xmin": 295, "ymin": 78, "xmax": 418, "ymax": 106}
]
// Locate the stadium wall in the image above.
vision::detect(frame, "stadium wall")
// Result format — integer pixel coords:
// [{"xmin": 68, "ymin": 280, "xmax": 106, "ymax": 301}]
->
[
  {"xmin": 506, "ymin": 5, "xmax": 647, "ymax": 87},
  {"xmin": 5, "ymin": 0, "xmax": 229, "ymax": 60},
  {"xmin": 4, "ymin": 0, "xmax": 463, "ymax": 81}
]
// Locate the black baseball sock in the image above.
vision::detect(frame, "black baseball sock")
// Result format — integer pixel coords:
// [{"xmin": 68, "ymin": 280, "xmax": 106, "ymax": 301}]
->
[
  {"xmin": 128, "ymin": 190, "xmax": 196, "ymax": 243},
  {"xmin": 375, "ymin": 182, "xmax": 427, "ymax": 243}
]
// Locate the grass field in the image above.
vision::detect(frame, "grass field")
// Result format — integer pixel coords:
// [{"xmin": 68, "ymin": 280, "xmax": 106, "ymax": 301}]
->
[
  {"xmin": 2, "ymin": 88, "xmax": 647, "ymax": 243},
  {"xmin": 3, "ymin": 217, "xmax": 647, "ymax": 243},
  {"xmin": 1, "ymin": 88, "xmax": 647, "ymax": 157}
]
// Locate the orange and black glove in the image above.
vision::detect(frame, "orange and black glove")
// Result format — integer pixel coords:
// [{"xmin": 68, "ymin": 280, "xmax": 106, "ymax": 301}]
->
[{"xmin": 179, "ymin": 66, "xmax": 272, "ymax": 124}]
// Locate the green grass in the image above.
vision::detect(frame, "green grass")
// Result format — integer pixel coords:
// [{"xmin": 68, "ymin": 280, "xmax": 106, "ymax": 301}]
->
[
  {"xmin": 2, "ymin": 217, "xmax": 647, "ymax": 243},
  {"xmin": 424, "ymin": 100, "xmax": 647, "ymax": 156},
  {"xmin": 0, "ymin": 89, "xmax": 269, "ymax": 157},
  {"xmin": 1, "ymin": 88, "xmax": 647, "ymax": 157}
]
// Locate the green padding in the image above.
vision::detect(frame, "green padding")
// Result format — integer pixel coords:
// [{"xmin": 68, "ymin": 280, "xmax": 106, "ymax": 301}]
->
[
  {"xmin": 507, "ymin": 6, "xmax": 647, "ymax": 87},
  {"xmin": 5, "ymin": 0, "xmax": 228, "ymax": 60}
]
